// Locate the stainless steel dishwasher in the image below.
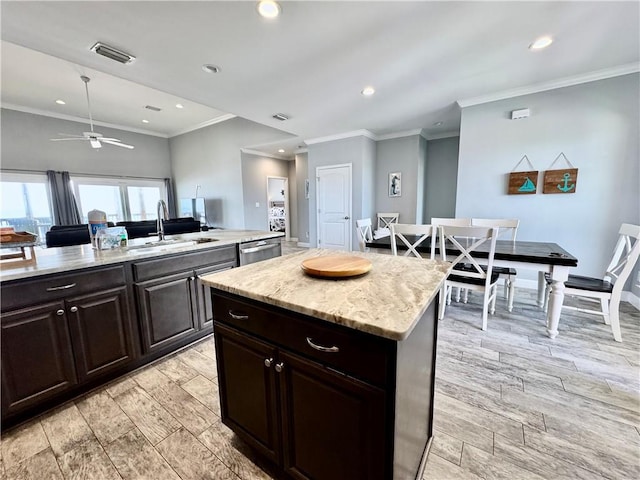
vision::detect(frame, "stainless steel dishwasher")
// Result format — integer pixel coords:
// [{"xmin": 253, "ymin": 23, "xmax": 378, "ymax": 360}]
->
[{"xmin": 238, "ymin": 237, "xmax": 282, "ymax": 265}]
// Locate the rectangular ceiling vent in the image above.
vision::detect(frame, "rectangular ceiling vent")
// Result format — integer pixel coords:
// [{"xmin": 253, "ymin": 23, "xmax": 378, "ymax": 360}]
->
[
  {"xmin": 272, "ymin": 113, "xmax": 289, "ymax": 121},
  {"xmin": 90, "ymin": 42, "xmax": 136, "ymax": 65},
  {"xmin": 145, "ymin": 105, "xmax": 162, "ymax": 112}
]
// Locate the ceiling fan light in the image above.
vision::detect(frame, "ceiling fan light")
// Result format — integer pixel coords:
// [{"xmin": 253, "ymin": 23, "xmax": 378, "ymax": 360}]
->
[
  {"xmin": 529, "ymin": 36, "xmax": 553, "ymax": 50},
  {"xmin": 257, "ymin": 1, "xmax": 280, "ymax": 18},
  {"xmin": 55, "ymin": 99, "xmax": 66, "ymax": 105}
]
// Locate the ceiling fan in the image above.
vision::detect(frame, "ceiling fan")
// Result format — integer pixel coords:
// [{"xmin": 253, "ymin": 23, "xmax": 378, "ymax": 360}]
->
[{"xmin": 50, "ymin": 75, "xmax": 134, "ymax": 149}]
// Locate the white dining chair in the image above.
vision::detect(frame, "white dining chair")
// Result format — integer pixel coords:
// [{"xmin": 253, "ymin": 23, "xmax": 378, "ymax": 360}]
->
[
  {"xmin": 438, "ymin": 225, "xmax": 499, "ymax": 330},
  {"xmin": 389, "ymin": 223, "xmax": 433, "ymax": 258},
  {"xmin": 430, "ymin": 218, "xmax": 472, "ymax": 304},
  {"xmin": 543, "ymin": 223, "xmax": 640, "ymax": 342},
  {"xmin": 471, "ymin": 218, "xmax": 520, "ymax": 312},
  {"xmin": 355, "ymin": 218, "xmax": 373, "ymax": 252},
  {"xmin": 377, "ymin": 213, "xmax": 399, "ymax": 230}
]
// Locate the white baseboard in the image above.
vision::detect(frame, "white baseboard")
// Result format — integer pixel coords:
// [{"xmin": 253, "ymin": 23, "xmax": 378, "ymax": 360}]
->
[
  {"xmin": 287, "ymin": 237, "xmax": 298, "ymax": 242},
  {"xmin": 297, "ymin": 242, "xmax": 310, "ymax": 247},
  {"xmin": 512, "ymin": 279, "xmax": 640, "ymax": 311}
]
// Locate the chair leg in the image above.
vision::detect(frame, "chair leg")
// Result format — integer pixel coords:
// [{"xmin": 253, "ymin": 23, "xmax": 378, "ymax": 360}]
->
[
  {"xmin": 446, "ymin": 285, "xmax": 452, "ymax": 305},
  {"xmin": 490, "ymin": 286, "xmax": 497, "ymax": 315},
  {"xmin": 455, "ymin": 287, "xmax": 461, "ymax": 302},
  {"xmin": 463, "ymin": 289, "xmax": 469, "ymax": 304},
  {"xmin": 609, "ymin": 294, "xmax": 622, "ymax": 342},
  {"xmin": 507, "ymin": 277, "xmax": 515, "ymax": 313},
  {"xmin": 481, "ymin": 291, "xmax": 489, "ymax": 331},
  {"xmin": 503, "ymin": 278, "xmax": 509, "ymax": 299},
  {"xmin": 600, "ymin": 298, "xmax": 610, "ymax": 325}
]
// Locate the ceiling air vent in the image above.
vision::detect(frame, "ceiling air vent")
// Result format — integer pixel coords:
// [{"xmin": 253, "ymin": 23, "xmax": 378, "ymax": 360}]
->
[
  {"xmin": 145, "ymin": 105, "xmax": 162, "ymax": 112},
  {"xmin": 90, "ymin": 42, "xmax": 135, "ymax": 65},
  {"xmin": 272, "ymin": 113, "xmax": 289, "ymax": 121}
]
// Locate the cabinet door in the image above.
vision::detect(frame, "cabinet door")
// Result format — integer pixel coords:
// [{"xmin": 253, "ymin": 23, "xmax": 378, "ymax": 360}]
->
[
  {"xmin": 278, "ymin": 350, "xmax": 387, "ymax": 480},
  {"xmin": 1, "ymin": 302, "xmax": 77, "ymax": 415},
  {"xmin": 195, "ymin": 262, "xmax": 235, "ymax": 330},
  {"xmin": 214, "ymin": 323, "xmax": 280, "ymax": 464},
  {"xmin": 136, "ymin": 272, "xmax": 197, "ymax": 354},
  {"xmin": 66, "ymin": 286, "xmax": 134, "ymax": 383}
]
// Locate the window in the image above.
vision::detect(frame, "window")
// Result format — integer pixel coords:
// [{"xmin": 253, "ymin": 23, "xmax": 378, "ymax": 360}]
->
[
  {"xmin": 0, "ymin": 172, "xmax": 54, "ymax": 243},
  {"xmin": 72, "ymin": 176, "xmax": 165, "ymax": 223}
]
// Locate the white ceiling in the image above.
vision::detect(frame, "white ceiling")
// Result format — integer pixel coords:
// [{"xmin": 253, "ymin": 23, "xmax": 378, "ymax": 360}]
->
[{"xmin": 1, "ymin": 1, "xmax": 639, "ymax": 158}]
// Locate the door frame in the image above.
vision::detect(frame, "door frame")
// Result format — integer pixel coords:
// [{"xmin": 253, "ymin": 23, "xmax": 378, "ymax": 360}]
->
[
  {"xmin": 266, "ymin": 176, "xmax": 290, "ymax": 240},
  {"xmin": 315, "ymin": 163, "xmax": 352, "ymax": 251}
]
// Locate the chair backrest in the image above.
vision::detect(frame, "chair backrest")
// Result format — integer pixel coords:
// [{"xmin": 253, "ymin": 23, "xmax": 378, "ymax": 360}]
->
[
  {"xmin": 430, "ymin": 218, "xmax": 472, "ymax": 255},
  {"xmin": 377, "ymin": 213, "xmax": 399, "ymax": 230},
  {"xmin": 355, "ymin": 218, "xmax": 373, "ymax": 252},
  {"xmin": 606, "ymin": 223, "xmax": 640, "ymax": 292},
  {"xmin": 472, "ymin": 218, "xmax": 519, "ymax": 241},
  {"xmin": 390, "ymin": 223, "xmax": 433, "ymax": 258},
  {"xmin": 439, "ymin": 225, "xmax": 498, "ymax": 286}
]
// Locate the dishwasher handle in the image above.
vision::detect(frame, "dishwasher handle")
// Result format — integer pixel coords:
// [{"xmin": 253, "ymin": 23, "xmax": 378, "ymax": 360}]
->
[{"xmin": 240, "ymin": 243, "xmax": 280, "ymax": 254}]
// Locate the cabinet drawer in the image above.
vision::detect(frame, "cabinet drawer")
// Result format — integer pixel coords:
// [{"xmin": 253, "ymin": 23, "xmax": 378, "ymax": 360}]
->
[
  {"xmin": 133, "ymin": 246, "xmax": 237, "ymax": 281},
  {"xmin": 1, "ymin": 265, "xmax": 126, "ymax": 311},
  {"xmin": 213, "ymin": 292, "xmax": 393, "ymax": 386}
]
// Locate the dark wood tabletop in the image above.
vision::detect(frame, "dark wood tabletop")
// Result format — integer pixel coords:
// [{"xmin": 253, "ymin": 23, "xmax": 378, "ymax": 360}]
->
[{"xmin": 366, "ymin": 237, "xmax": 578, "ymax": 267}]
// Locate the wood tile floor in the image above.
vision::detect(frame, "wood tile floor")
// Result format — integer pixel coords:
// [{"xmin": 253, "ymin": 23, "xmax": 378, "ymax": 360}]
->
[{"xmin": 1, "ymin": 288, "xmax": 639, "ymax": 479}]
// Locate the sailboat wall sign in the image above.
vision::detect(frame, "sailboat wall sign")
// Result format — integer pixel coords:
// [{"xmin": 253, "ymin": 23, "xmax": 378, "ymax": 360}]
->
[
  {"xmin": 508, "ymin": 170, "xmax": 539, "ymax": 195},
  {"xmin": 543, "ymin": 168, "xmax": 578, "ymax": 194}
]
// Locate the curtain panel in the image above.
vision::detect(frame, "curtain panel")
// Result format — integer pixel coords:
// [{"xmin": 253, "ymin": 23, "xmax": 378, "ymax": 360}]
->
[{"xmin": 47, "ymin": 170, "xmax": 82, "ymax": 225}]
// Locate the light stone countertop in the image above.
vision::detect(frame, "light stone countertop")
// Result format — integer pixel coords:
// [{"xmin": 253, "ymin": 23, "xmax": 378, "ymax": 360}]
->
[
  {"xmin": 201, "ymin": 248, "xmax": 451, "ymax": 341},
  {"xmin": 0, "ymin": 230, "xmax": 283, "ymax": 282}
]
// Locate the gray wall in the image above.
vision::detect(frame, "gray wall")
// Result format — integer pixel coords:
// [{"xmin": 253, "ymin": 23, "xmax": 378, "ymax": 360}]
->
[
  {"xmin": 169, "ymin": 117, "xmax": 293, "ymax": 229},
  {"xmin": 457, "ymin": 74, "xmax": 640, "ymax": 293},
  {"xmin": 375, "ymin": 135, "xmax": 425, "ymax": 224},
  {"xmin": 1, "ymin": 109, "xmax": 171, "ymax": 178},
  {"xmin": 240, "ymin": 151, "xmax": 290, "ymax": 231},
  {"xmin": 295, "ymin": 152, "xmax": 310, "ymax": 243},
  {"xmin": 424, "ymin": 136, "xmax": 459, "ymax": 222},
  {"xmin": 307, "ymin": 135, "xmax": 376, "ymax": 251}
]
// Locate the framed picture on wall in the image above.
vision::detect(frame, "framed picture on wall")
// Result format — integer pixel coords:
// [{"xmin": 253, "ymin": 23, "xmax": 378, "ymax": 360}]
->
[{"xmin": 389, "ymin": 172, "xmax": 401, "ymax": 197}]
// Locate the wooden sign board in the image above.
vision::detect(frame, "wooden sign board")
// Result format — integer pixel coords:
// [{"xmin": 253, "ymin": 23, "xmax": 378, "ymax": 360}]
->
[
  {"xmin": 543, "ymin": 168, "xmax": 578, "ymax": 194},
  {"xmin": 508, "ymin": 171, "xmax": 538, "ymax": 195}
]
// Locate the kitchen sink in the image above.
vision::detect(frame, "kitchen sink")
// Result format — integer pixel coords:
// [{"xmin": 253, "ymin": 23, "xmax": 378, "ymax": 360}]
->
[{"xmin": 124, "ymin": 237, "xmax": 219, "ymax": 254}]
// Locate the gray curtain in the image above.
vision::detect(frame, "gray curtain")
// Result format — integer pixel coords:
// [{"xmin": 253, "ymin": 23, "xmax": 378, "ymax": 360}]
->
[
  {"xmin": 47, "ymin": 170, "xmax": 82, "ymax": 225},
  {"xmin": 164, "ymin": 177, "xmax": 177, "ymax": 219}
]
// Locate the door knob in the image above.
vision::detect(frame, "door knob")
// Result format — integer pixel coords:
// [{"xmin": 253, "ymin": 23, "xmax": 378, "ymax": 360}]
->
[
  {"xmin": 275, "ymin": 362, "xmax": 284, "ymax": 373},
  {"xmin": 264, "ymin": 358, "xmax": 273, "ymax": 368},
  {"xmin": 69, "ymin": 306, "xmax": 78, "ymax": 313},
  {"xmin": 344, "ymin": 216, "xmax": 350, "ymax": 220}
]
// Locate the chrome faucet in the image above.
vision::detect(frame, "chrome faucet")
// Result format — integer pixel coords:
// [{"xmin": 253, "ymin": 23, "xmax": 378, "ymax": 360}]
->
[{"xmin": 156, "ymin": 200, "xmax": 169, "ymax": 240}]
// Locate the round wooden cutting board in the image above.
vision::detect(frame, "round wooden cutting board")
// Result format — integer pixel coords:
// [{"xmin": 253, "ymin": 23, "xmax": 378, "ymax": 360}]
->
[{"xmin": 301, "ymin": 255, "xmax": 372, "ymax": 278}]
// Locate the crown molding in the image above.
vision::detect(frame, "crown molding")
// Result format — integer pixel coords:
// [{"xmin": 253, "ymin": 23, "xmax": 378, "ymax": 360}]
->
[
  {"xmin": 240, "ymin": 148, "xmax": 292, "ymax": 161},
  {"xmin": 1, "ymin": 103, "xmax": 168, "ymax": 137},
  {"xmin": 424, "ymin": 131, "xmax": 459, "ymax": 141},
  {"xmin": 376, "ymin": 129, "xmax": 424, "ymax": 141},
  {"xmin": 457, "ymin": 62, "xmax": 640, "ymax": 108},
  {"xmin": 169, "ymin": 114, "xmax": 236, "ymax": 137},
  {"xmin": 294, "ymin": 148, "xmax": 309, "ymax": 155},
  {"xmin": 305, "ymin": 129, "xmax": 376, "ymax": 145}
]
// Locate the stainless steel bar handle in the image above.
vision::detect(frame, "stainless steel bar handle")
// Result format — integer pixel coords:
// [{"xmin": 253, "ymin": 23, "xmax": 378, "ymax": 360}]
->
[
  {"xmin": 228, "ymin": 310, "xmax": 249, "ymax": 320},
  {"xmin": 69, "ymin": 306, "xmax": 78, "ymax": 313},
  {"xmin": 46, "ymin": 283, "xmax": 77, "ymax": 292},
  {"xmin": 240, "ymin": 243, "xmax": 280, "ymax": 254},
  {"xmin": 56, "ymin": 309, "xmax": 65, "ymax": 316},
  {"xmin": 275, "ymin": 362, "xmax": 284, "ymax": 373},
  {"xmin": 264, "ymin": 358, "xmax": 273, "ymax": 368},
  {"xmin": 306, "ymin": 337, "xmax": 340, "ymax": 353}
]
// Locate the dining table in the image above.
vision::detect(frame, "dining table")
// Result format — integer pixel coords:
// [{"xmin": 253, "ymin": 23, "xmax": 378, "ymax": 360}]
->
[{"xmin": 366, "ymin": 237, "xmax": 578, "ymax": 339}]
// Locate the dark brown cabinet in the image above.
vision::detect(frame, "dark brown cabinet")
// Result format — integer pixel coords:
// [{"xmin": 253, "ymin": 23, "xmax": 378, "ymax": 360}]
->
[
  {"xmin": 1, "ymin": 266, "xmax": 135, "ymax": 419},
  {"xmin": 133, "ymin": 246, "xmax": 236, "ymax": 355},
  {"xmin": 213, "ymin": 292, "xmax": 399, "ymax": 480}
]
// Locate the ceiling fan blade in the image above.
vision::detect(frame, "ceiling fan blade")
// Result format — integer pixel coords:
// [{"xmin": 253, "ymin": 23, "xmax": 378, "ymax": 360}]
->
[
  {"xmin": 98, "ymin": 137, "xmax": 121, "ymax": 142},
  {"xmin": 90, "ymin": 139, "xmax": 102, "ymax": 149},
  {"xmin": 102, "ymin": 139, "xmax": 134, "ymax": 149},
  {"xmin": 50, "ymin": 137, "xmax": 86, "ymax": 142},
  {"xmin": 57, "ymin": 133, "xmax": 85, "ymax": 138}
]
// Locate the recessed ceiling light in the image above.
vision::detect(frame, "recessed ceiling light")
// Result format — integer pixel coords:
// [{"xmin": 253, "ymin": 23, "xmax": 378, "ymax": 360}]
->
[
  {"xmin": 529, "ymin": 36, "xmax": 553, "ymax": 50},
  {"xmin": 257, "ymin": 0, "xmax": 280, "ymax": 18},
  {"xmin": 361, "ymin": 86, "xmax": 375, "ymax": 96},
  {"xmin": 175, "ymin": 103, "xmax": 184, "ymax": 109},
  {"xmin": 202, "ymin": 64, "xmax": 221, "ymax": 74},
  {"xmin": 142, "ymin": 119, "xmax": 149, "ymax": 124},
  {"xmin": 278, "ymin": 149, "xmax": 285, "ymax": 153},
  {"xmin": 55, "ymin": 99, "xmax": 66, "ymax": 105}
]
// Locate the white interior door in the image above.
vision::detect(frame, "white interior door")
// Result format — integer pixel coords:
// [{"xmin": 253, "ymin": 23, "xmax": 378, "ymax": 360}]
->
[{"xmin": 316, "ymin": 164, "xmax": 352, "ymax": 251}]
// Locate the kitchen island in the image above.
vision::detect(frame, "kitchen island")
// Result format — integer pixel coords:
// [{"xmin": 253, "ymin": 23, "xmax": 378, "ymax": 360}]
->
[
  {"xmin": 201, "ymin": 249, "xmax": 450, "ymax": 480},
  {"xmin": 0, "ymin": 229, "xmax": 282, "ymax": 427}
]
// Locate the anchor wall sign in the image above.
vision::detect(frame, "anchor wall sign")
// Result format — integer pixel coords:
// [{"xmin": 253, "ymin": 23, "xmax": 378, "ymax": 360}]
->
[
  {"xmin": 543, "ymin": 153, "xmax": 578, "ymax": 194},
  {"xmin": 508, "ymin": 155, "xmax": 538, "ymax": 195},
  {"xmin": 543, "ymin": 168, "xmax": 578, "ymax": 194}
]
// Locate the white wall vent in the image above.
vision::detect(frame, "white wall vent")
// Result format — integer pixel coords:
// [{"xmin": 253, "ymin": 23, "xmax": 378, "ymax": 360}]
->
[{"xmin": 90, "ymin": 42, "xmax": 135, "ymax": 65}]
